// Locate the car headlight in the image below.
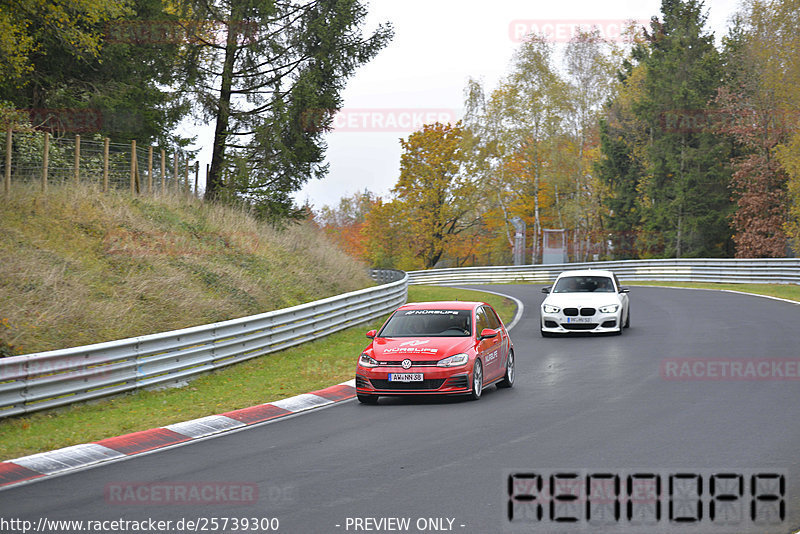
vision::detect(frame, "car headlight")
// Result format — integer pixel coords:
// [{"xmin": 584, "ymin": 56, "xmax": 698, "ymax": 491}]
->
[
  {"xmin": 599, "ymin": 304, "xmax": 619, "ymax": 313},
  {"xmin": 437, "ymin": 353, "xmax": 469, "ymax": 367},
  {"xmin": 358, "ymin": 353, "xmax": 379, "ymax": 368},
  {"xmin": 543, "ymin": 304, "xmax": 560, "ymax": 314}
]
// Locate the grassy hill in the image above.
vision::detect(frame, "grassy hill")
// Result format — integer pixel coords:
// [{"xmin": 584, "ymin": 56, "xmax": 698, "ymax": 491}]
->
[{"xmin": 0, "ymin": 183, "xmax": 373, "ymax": 356}]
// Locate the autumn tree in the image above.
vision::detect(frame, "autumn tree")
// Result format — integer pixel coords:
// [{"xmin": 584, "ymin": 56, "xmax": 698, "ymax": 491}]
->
[
  {"xmin": 0, "ymin": 0, "xmax": 129, "ymax": 84},
  {"xmin": 740, "ymin": 0, "xmax": 800, "ymax": 254},
  {"xmin": 706, "ymin": 0, "xmax": 800, "ymax": 257},
  {"xmin": 362, "ymin": 197, "xmax": 420, "ymax": 270},
  {"xmin": 316, "ymin": 190, "xmax": 376, "ymax": 261},
  {"xmin": 393, "ymin": 122, "xmax": 480, "ymax": 269},
  {"xmin": 714, "ymin": 10, "xmax": 792, "ymax": 257},
  {"xmin": 563, "ymin": 29, "xmax": 619, "ymax": 260},
  {"xmin": 484, "ymin": 35, "xmax": 570, "ymax": 263}
]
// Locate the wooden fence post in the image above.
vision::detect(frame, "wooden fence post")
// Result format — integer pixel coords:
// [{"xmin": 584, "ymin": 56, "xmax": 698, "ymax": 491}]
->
[
  {"xmin": 130, "ymin": 140, "xmax": 136, "ymax": 195},
  {"xmin": 73, "ymin": 134, "xmax": 80, "ymax": 185},
  {"xmin": 194, "ymin": 161, "xmax": 199, "ymax": 197},
  {"xmin": 103, "ymin": 138, "xmax": 109, "ymax": 193},
  {"xmin": 160, "ymin": 149, "xmax": 166, "ymax": 193},
  {"xmin": 42, "ymin": 132, "xmax": 49, "ymax": 192},
  {"xmin": 147, "ymin": 146, "xmax": 153, "ymax": 195},
  {"xmin": 173, "ymin": 152, "xmax": 178, "ymax": 192},
  {"xmin": 184, "ymin": 159, "xmax": 189, "ymax": 195},
  {"xmin": 4, "ymin": 127, "xmax": 11, "ymax": 195}
]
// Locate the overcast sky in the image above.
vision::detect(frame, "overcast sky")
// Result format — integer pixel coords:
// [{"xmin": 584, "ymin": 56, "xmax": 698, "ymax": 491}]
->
[{"xmin": 184, "ymin": 0, "xmax": 743, "ymax": 211}]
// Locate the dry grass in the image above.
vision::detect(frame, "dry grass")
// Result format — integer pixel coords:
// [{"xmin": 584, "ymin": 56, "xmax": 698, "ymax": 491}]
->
[{"xmin": 0, "ymin": 183, "xmax": 373, "ymax": 355}]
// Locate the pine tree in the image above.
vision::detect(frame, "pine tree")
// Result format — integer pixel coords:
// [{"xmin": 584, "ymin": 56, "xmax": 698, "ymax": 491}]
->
[{"xmin": 635, "ymin": 0, "xmax": 733, "ymax": 257}]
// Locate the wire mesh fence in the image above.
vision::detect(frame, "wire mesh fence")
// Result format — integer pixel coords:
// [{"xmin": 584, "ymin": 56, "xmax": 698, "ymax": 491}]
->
[{"xmin": 1, "ymin": 129, "xmax": 198, "ymax": 196}]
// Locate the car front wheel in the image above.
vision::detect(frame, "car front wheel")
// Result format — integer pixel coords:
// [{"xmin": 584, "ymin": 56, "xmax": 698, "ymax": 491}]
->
[{"xmin": 469, "ymin": 360, "xmax": 483, "ymax": 400}]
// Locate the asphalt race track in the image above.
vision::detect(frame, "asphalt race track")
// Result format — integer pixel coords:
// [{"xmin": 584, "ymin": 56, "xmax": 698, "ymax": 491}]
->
[{"xmin": 2, "ymin": 285, "xmax": 800, "ymax": 534}]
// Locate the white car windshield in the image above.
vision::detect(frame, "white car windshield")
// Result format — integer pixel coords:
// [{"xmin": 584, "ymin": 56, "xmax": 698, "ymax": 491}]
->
[
  {"xmin": 379, "ymin": 310, "xmax": 472, "ymax": 337},
  {"xmin": 552, "ymin": 276, "xmax": 616, "ymax": 293}
]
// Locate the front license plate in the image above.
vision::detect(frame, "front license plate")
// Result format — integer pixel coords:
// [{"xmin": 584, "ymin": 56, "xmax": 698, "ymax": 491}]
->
[
  {"xmin": 566, "ymin": 317, "xmax": 593, "ymax": 323},
  {"xmin": 389, "ymin": 373, "xmax": 423, "ymax": 382}
]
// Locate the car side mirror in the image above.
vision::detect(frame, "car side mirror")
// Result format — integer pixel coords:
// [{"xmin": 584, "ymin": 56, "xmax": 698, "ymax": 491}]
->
[
  {"xmin": 619, "ymin": 288, "xmax": 630, "ymax": 293},
  {"xmin": 479, "ymin": 328, "xmax": 498, "ymax": 340},
  {"xmin": 541, "ymin": 286, "xmax": 551, "ymax": 293},
  {"xmin": 366, "ymin": 330, "xmax": 377, "ymax": 339}
]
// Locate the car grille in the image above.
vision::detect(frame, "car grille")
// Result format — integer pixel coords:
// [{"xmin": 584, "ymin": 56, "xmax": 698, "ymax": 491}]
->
[
  {"xmin": 561, "ymin": 323, "xmax": 598, "ymax": 330},
  {"xmin": 563, "ymin": 307, "xmax": 596, "ymax": 317},
  {"xmin": 369, "ymin": 379, "xmax": 446, "ymax": 390}
]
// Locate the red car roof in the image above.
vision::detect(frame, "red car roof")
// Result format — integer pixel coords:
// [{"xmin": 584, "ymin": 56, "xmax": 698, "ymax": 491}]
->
[{"xmin": 397, "ymin": 301, "xmax": 483, "ymax": 310}]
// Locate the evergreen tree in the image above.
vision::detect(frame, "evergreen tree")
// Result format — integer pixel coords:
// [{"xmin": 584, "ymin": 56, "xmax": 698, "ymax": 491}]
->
[
  {"xmin": 176, "ymin": 0, "xmax": 393, "ymax": 219},
  {"xmin": 0, "ymin": 0, "xmax": 189, "ymax": 144},
  {"xmin": 635, "ymin": 0, "xmax": 733, "ymax": 257}
]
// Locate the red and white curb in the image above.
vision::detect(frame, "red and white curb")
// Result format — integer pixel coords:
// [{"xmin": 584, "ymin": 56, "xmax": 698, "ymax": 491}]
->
[{"xmin": 0, "ymin": 380, "xmax": 356, "ymax": 490}]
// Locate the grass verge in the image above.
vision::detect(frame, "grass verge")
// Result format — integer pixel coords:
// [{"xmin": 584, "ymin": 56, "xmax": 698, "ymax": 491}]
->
[
  {"xmin": 0, "ymin": 183, "xmax": 372, "ymax": 355},
  {"xmin": 626, "ymin": 281, "xmax": 800, "ymax": 303},
  {"xmin": 0, "ymin": 285, "xmax": 517, "ymax": 461}
]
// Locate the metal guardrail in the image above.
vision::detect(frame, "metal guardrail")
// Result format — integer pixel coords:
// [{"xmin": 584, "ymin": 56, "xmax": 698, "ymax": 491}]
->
[
  {"xmin": 0, "ymin": 273, "xmax": 408, "ymax": 419},
  {"xmin": 369, "ymin": 268, "xmax": 406, "ymax": 284},
  {"xmin": 407, "ymin": 259, "xmax": 800, "ymax": 286}
]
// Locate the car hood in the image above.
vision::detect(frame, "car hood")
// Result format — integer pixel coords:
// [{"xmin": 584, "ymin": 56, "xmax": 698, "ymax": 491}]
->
[
  {"xmin": 370, "ymin": 337, "xmax": 474, "ymax": 361},
  {"xmin": 543, "ymin": 292, "xmax": 621, "ymax": 308}
]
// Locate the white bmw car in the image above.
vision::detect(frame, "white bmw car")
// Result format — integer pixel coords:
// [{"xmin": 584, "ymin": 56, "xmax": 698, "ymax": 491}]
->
[{"xmin": 540, "ymin": 269, "xmax": 630, "ymax": 336}]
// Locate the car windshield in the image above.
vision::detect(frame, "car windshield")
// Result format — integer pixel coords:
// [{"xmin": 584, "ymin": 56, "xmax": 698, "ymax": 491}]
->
[
  {"xmin": 379, "ymin": 309, "xmax": 472, "ymax": 337},
  {"xmin": 552, "ymin": 276, "xmax": 616, "ymax": 293}
]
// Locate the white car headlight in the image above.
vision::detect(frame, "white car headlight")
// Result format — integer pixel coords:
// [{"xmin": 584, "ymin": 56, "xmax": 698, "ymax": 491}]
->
[
  {"xmin": 599, "ymin": 304, "xmax": 619, "ymax": 313},
  {"xmin": 359, "ymin": 353, "xmax": 379, "ymax": 368},
  {"xmin": 543, "ymin": 304, "xmax": 560, "ymax": 314},
  {"xmin": 437, "ymin": 353, "xmax": 469, "ymax": 367}
]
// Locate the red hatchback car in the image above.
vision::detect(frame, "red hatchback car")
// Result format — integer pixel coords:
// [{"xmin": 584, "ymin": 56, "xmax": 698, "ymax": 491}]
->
[{"xmin": 355, "ymin": 301, "xmax": 514, "ymax": 404}]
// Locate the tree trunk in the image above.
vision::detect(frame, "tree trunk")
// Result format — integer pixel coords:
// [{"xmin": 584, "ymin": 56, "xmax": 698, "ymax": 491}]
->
[{"xmin": 205, "ymin": 5, "xmax": 241, "ymax": 201}]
